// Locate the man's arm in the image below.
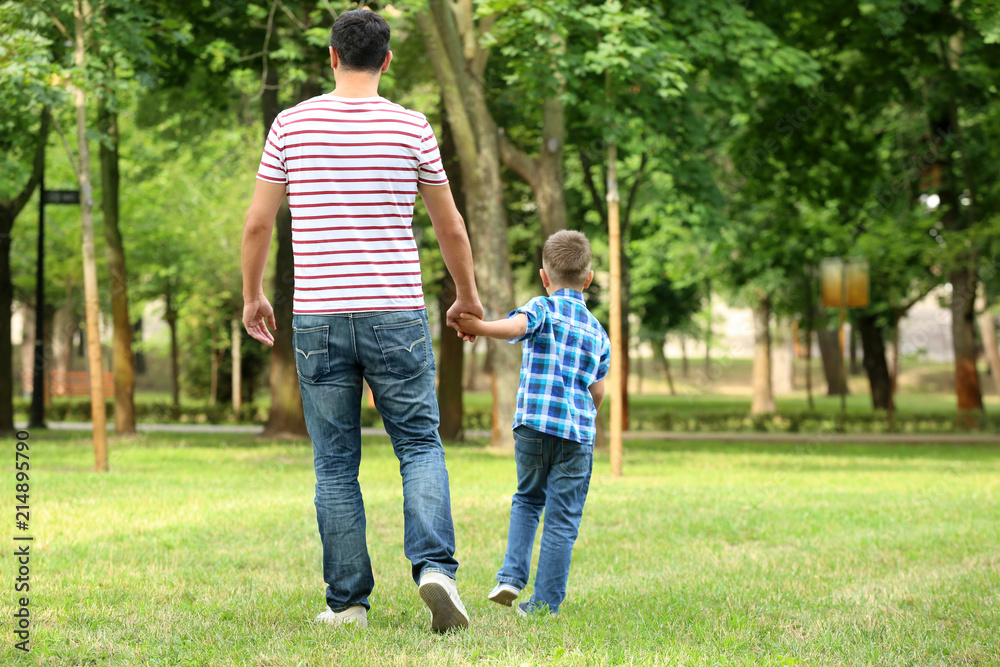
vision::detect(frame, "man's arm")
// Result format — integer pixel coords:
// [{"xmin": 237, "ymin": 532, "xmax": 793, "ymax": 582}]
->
[
  {"xmin": 589, "ymin": 378, "xmax": 606, "ymax": 411},
  {"xmin": 456, "ymin": 312, "xmax": 527, "ymax": 340},
  {"xmin": 241, "ymin": 179, "xmax": 285, "ymax": 346},
  {"xmin": 418, "ymin": 182, "xmax": 483, "ymax": 339}
]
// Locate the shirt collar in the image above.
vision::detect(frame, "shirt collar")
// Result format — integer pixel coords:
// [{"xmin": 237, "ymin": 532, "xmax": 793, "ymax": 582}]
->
[{"xmin": 551, "ymin": 288, "xmax": 586, "ymax": 302}]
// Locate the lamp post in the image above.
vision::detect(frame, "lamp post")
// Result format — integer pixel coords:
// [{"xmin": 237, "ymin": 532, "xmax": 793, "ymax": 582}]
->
[
  {"xmin": 820, "ymin": 258, "xmax": 869, "ymax": 432},
  {"xmin": 29, "ymin": 160, "xmax": 80, "ymax": 428}
]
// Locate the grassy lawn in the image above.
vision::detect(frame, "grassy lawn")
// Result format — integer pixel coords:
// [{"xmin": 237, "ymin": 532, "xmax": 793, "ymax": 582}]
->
[{"xmin": 4, "ymin": 431, "xmax": 999, "ymax": 666}]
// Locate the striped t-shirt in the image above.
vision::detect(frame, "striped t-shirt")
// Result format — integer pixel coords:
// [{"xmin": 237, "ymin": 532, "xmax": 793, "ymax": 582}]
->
[{"xmin": 256, "ymin": 94, "xmax": 448, "ymax": 314}]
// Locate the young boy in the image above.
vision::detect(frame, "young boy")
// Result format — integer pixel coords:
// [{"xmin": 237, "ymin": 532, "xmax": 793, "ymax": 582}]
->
[{"xmin": 457, "ymin": 230, "xmax": 610, "ymax": 615}]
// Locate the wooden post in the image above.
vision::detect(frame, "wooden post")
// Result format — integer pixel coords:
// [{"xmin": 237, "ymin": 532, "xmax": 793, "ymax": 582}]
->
[
  {"xmin": 231, "ymin": 317, "xmax": 242, "ymax": 416},
  {"xmin": 73, "ymin": 0, "xmax": 108, "ymax": 471},
  {"xmin": 839, "ymin": 262, "xmax": 847, "ymax": 433},
  {"xmin": 607, "ymin": 140, "xmax": 623, "ymax": 478}
]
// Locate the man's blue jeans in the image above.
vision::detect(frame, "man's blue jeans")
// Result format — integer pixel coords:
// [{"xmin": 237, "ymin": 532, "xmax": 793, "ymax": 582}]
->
[
  {"xmin": 496, "ymin": 425, "xmax": 593, "ymax": 613},
  {"xmin": 293, "ymin": 309, "xmax": 458, "ymax": 613}
]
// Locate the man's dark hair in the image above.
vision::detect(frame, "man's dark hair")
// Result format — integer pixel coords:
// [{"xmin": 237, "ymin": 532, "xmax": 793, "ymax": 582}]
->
[{"xmin": 329, "ymin": 10, "xmax": 390, "ymax": 73}]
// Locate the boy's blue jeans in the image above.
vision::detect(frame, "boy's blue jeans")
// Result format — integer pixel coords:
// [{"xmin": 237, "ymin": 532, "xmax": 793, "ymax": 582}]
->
[
  {"xmin": 496, "ymin": 424, "xmax": 594, "ymax": 613},
  {"xmin": 293, "ymin": 310, "xmax": 458, "ymax": 613}
]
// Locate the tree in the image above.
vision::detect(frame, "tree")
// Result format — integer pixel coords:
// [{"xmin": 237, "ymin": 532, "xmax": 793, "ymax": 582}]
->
[{"xmin": 415, "ymin": 0, "xmax": 520, "ymax": 448}]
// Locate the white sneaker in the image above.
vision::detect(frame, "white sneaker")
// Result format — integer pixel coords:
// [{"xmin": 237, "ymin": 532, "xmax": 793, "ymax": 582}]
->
[
  {"xmin": 487, "ymin": 583, "xmax": 521, "ymax": 607},
  {"xmin": 316, "ymin": 605, "xmax": 368, "ymax": 628},
  {"xmin": 418, "ymin": 571, "xmax": 469, "ymax": 632}
]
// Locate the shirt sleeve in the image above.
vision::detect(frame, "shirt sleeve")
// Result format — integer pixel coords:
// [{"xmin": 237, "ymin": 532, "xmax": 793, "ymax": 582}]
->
[
  {"xmin": 505, "ymin": 298, "xmax": 546, "ymax": 344},
  {"xmin": 595, "ymin": 330, "xmax": 611, "ymax": 382},
  {"xmin": 417, "ymin": 121, "xmax": 449, "ymax": 186},
  {"xmin": 256, "ymin": 116, "xmax": 287, "ymax": 184}
]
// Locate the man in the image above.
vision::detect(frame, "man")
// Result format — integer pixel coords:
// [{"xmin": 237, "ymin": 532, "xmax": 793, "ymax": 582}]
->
[{"xmin": 241, "ymin": 9, "xmax": 481, "ymax": 633}]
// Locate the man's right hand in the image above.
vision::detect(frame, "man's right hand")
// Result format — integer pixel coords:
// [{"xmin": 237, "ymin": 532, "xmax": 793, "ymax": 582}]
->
[
  {"xmin": 447, "ymin": 295, "xmax": 484, "ymax": 342},
  {"xmin": 243, "ymin": 296, "xmax": 277, "ymax": 347}
]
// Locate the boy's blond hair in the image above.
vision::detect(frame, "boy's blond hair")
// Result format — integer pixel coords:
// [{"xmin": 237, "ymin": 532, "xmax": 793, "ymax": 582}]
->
[{"xmin": 542, "ymin": 230, "xmax": 592, "ymax": 288}]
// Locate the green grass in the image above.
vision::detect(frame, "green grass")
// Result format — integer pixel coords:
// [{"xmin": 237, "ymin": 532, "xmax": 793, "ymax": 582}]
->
[{"xmin": 4, "ymin": 431, "xmax": 999, "ymax": 666}]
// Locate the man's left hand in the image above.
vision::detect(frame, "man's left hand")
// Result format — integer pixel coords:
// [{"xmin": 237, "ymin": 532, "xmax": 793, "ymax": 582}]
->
[{"xmin": 243, "ymin": 296, "xmax": 277, "ymax": 347}]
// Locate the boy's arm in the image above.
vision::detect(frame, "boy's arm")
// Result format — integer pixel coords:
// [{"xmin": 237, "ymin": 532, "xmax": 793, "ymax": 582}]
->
[
  {"xmin": 589, "ymin": 379, "xmax": 606, "ymax": 410},
  {"xmin": 456, "ymin": 312, "xmax": 527, "ymax": 340}
]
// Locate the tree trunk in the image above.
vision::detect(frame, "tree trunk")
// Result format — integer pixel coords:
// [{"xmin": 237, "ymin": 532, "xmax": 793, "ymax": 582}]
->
[
  {"xmin": 950, "ymin": 267, "xmax": 983, "ymax": 412},
  {"xmin": 499, "ymin": 94, "xmax": 568, "ymax": 239},
  {"xmin": 804, "ymin": 326, "xmax": 815, "ymax": 410},
  {"xmin": 73, "ymin": 0, "xmax": 108, "ymax": 470},
  {"xmin": 704, "ymin": 288, "xmax": 712, "ymax": 377},
  {"xmin": 980, "ymin": 311, "xmax": 1000, "ymax": 397},
  {"xmin": 51, "ymin": 295, "xmax": 78, "ymax": 379},
  {"xmin": 418, "ymin": 2, "xmax": 518, "ymax": 449},
  {"xmin": 209, "ymin": 331, "xmax": 219, "ymax": 407},
  {"xmin": 849, "ymin": 325, "xmax": 860, "ymax": 375},
  {"xmin": 261, "ymin": 65, "xmax": 307, "ymax": 438},
  {"xmin": 436, "ymin": 100, "xmax": 466, "ymax": 441},
  {"xmin": 680, "ymin": 335, "xmax": 689, "ymax": 377},
  {"xmin": 653, "ymin": 336, "xmax": 675, "ymax": 396},
  {"xmin": 438, "ymin": 273, "xmax": 465, "ymax": 440},
  {"xmin": 931, "ymin": 38, "xmax": 983, "ymax": 415},
  {"xmin": 817, "ymin": 327, "xmax": 847, "ymax": 395},
  {"xmin": 98, "ymin": 96, "xmax": 136, "ymax": 435},
  {"xmin": 750, "ymin": 291, "xmax": 775, "ymax": 415},
  {"xmin": 464, "ymin": 336, "xmax": 478, "ymax": 391},
  {"xmin": 231, "ymin": 316, "xmax": 242, "ymax": 416},
  {"xmin": 0, "ymin": 207, "xmax": 20, "ymax": 433},
  {"xmin": 19, "ymin": 304, "xmax": 36, "ymax": 399},
  {"xmin": 772, "ymin": 318, "xmax": 795, "ymax": 395},
  {"xmin": 0, "ymin": 107, "xmax": 48, "ymax": 434},
  {"xmin": 857, "ymin": 312, "xmax": 893, "ymax": 411},
  {"xmin": 166, "ymin": 286, "xmax": 180, "ymax": 419}
]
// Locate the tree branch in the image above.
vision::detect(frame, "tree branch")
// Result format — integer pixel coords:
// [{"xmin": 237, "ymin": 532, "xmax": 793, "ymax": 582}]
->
[
  {"xmin": 622, "ymin": 151, "xmax": 649, "ymax": 232},
  {"xmin": 51, "ymin": 110, "xmax": 81, "ymax": 182},
  {"xmin": 499, "ymin": 133, "xmax": 537, "ymax": 187},
  {"xmin": 7, "ymin": 107, "xmax": 51, "ymax": 219},
  {"xmin": 580, "ymin": 150, "xmax": 607, "ymax": 225},
  {"xmin": 472, "ymin": 14, "xmax": 496, "ymax": 79}
]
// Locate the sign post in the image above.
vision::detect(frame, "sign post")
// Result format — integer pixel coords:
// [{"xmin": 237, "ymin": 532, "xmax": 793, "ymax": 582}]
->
[
  {"xmin": 28, "ymin": 157, "xmax": 80, "ymax": 429},
  {"xmin": 821, "ymin": 258, "xmax": 869, "ymax": 432}
]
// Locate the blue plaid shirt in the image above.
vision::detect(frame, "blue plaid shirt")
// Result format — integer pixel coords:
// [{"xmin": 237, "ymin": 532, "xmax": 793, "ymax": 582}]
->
[{"xmin": 506, "ymin": 289, "xmax": 611, "ymax": 446}]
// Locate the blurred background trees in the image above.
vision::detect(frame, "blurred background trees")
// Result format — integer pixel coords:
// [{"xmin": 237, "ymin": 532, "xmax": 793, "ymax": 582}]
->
[{"xmin": 2, "ymin": 0, "xmax": 999, "ymax": 437}]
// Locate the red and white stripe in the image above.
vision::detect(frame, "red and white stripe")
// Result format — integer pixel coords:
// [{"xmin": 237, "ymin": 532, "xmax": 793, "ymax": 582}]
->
[{"xmin": 256, "ymin": 95, "xmax": 447, "ymax": 314}]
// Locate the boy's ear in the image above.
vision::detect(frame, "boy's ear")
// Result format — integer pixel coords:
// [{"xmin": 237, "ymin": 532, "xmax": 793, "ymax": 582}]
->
[
  {"xmin": 329, "ymin": 47, "xmax": 338, "ymax": 70},
  {"xmin": 539, "ymin": 268, "xmax": 550, "ymax": 287},
  {"xmin": 583, "ymin": 270, "xmax": 594, "ymax": 289}
]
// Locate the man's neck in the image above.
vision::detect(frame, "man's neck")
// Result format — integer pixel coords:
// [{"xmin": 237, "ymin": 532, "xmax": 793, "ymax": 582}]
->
[{"xmin": 330, "ymin": 72, "xmax": 380, "ymax": 98}]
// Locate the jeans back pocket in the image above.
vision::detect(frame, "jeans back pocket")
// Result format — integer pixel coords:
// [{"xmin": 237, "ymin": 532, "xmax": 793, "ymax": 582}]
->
[
  {"xmin": 293, "ymin": 325, "xmax": 330, "ymax": 383},
  {"xmin": 513, "ymin": 431, "xmax": 543, "ymax": 471},
  {"xmin": 373, "ymin": 318, "xmax": 428, "ymax": 378}
]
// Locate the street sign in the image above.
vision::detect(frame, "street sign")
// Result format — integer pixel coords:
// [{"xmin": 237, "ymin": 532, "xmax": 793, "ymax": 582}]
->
[{"xmin": 42, "ymin": 189, "xmax": 80, "ymax": 205}]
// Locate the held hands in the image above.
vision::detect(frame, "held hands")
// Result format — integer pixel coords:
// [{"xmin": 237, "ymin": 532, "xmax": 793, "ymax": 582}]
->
[
  {"xmin": 455, "ymin": 312, "xmax": 487, "ymax": 338},
  {"xmin": 446, "ymin": 295, "xmax": 483, "ymax": 343},
  {"xmin": 243, "ymin": 296, "xmax": 277, "ymax": 347}
]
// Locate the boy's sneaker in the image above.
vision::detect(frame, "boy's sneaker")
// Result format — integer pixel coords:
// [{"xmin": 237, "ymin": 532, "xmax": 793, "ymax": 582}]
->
[
  {"xmin": 515, "ymin": 600, "xmax": 552, "ymax": 617},
  {"xmin": 488, "ymin": 583, "xmax": 521, "ymax": 607},
  {"xmin": 316, "ymin": 605, "xmax": 368, "ymax": 628},
  {"xmin": 418, "ymin": 571, "xmax": 469, "ymax": 632}
]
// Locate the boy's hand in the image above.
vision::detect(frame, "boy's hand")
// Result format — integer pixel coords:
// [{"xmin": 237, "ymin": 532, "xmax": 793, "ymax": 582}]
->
[
  {"xmin": 447, "ymin": 295, "xmax": 483, "ymax": 342},
  {"xmin": 455, "ymin": 312, "xmax": 487, "ymax": 337}
]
